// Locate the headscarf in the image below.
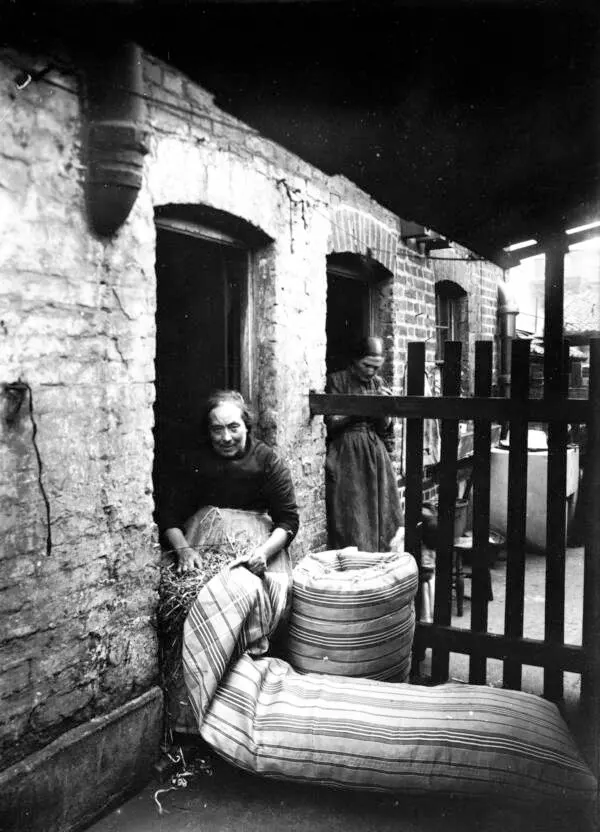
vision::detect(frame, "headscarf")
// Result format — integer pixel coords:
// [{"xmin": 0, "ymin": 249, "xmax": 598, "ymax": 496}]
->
[{"xmin": 350, "ymin": 335, "xmax": 384, "ymax": 360}]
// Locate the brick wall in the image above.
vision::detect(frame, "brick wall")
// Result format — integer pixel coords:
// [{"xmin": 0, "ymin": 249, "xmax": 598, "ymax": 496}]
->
[
  {"xmin": 0, "ymin": 56, "xmax": 158, "ymax": 767},
  {"xmin": 0, "ymin": 47, "xmax": 503, "ymax": 767},
  {"xmin": 398, "ymin": 243, "xmax": 502, "ymax": 393},
  {"xmin": 391, "ymin": 241, "xmax": 502, "ymax": 490}
]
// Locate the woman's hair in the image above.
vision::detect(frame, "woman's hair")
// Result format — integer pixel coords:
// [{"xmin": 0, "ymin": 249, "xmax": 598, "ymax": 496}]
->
[{"xmin": 200, "ymin": 389, "xmax": 254, "ymax": 437}]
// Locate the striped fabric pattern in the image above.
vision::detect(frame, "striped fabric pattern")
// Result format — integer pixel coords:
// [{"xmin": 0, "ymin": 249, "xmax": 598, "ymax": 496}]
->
[
  {"xmin": 166, "ymin": 507, "xmax": 292, "ymax": 735},
  {"xmin": 184, "ymin": 567, "xmax": 597, "ymax": 805},
  {"xmin": 201, "ymin": 656, "xmax": 596, "ymax": 803},
  {"xmin": 288, "ymin": 548, "xmax": 418, "ymax": 681},
  {"xmin": 183, "ymin": 564, "xmax": 289, "ymax": 724}
]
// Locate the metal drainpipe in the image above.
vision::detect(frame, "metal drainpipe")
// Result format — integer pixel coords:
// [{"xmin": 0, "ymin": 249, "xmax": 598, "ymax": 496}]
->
[
  {"xmin": 497, "ymin": 280, "xmax": 519, "ymax": 397},
  {"xmin": 83, "ymin": 40, "xmax": 149, "ymax": 237}
]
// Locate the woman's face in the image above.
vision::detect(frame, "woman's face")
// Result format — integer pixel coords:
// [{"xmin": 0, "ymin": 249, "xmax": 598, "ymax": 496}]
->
[
  {"xmin": 208, "ymin": 402, "xmax": 248, "ymax": 458},
  {"xmin": 352, "ymin": 355, "xmax": 384, "ymax": 382}
]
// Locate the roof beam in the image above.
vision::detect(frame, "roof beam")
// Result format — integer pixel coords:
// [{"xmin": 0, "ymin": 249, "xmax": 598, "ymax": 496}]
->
[{"xmin": 502, "ymin": 221, "xmax": 600, "ymax": 266}]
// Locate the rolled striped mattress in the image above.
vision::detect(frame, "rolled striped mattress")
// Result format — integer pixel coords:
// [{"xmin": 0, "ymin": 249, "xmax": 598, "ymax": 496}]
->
[{"xmin": 288, "ymin": 548, "xmax": 418, "ymax": 681}]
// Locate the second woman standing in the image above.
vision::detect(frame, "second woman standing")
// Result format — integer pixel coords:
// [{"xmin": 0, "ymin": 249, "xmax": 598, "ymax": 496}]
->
[{"xmin": 325, "ymin": 335, "xmax": 403, "ymax": 552}]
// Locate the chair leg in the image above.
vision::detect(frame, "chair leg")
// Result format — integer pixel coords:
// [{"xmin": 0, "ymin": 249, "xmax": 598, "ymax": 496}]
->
[
  {"xmin": 421, "ymin": 579, "xmax": 434, "ymax": 623},
  {"xmin": 486, "ymin": 567, "xmax": 494, "ymax": 602},
  {"xmin": 454, "ymin": 549, "xmax": 464, "ymax": 617}
]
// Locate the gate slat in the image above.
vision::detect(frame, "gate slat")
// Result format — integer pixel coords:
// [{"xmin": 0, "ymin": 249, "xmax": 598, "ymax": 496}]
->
[
  {"xmin": 418, "ymin": 623, "xmax": 584, "ymax": 671},
  {"xmin": 544, "ymin": 340, "xmax": 569, "ymax": 701},
  {"xmin": 582, "ymin": 338, "xmax": 600, "ymax": 779},
  {"xmin": 432, "ymin": 340, "xmax": 462, "ymax": 683},
  {"xmin": 503, "ymin": 339, "xmax": 531, "ymax": 690},
  {"xmin": 470, "ymin": 340, "xmax": 493, "ymax": 684},
  {"xmin": 404, "ymin": 343, "xmax": 425, "ymax": 670}
]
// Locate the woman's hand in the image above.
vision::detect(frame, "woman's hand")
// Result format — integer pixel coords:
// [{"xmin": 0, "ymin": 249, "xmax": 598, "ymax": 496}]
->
[
  {"xmin": 327, "ymin": 413, "xmax": 356, "ymax": 433},
  {"xmin": 231, "ymin": 529, "xmax": 288, "ymax": 577},
  {"xmin": 375, "ymin": 385, "xmax": 393, "ymax": 429},
  {"xmin": 176, "ymin": 546, "xmax": 203, "ymax": 575},
  {"xmin": 243, "ymin": 545, "xmax": 268, "ymax": 577},
  {"xmin": 164, "ymin": 527, "xmax": 201, "ymax": 575}
]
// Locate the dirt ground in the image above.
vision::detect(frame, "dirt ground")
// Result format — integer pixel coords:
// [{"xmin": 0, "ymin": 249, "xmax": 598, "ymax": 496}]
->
[
  {"xmin": 89, "ymin": 546, "xmax": 596, "ymax": 832},
  {"xmin": 88, "ymin": 753, "xmax": 594, "ymax": 832}
]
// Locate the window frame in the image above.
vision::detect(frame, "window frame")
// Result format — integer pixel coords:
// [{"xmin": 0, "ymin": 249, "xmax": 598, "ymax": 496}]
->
[{"xmin": 434, "ymin": 280, "xmax": 468, "ymax": 367}]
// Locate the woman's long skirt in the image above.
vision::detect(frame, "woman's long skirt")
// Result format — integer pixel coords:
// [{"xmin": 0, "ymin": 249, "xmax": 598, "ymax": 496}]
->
[{"xmin": 325, "ymin": 426, "xmax": 403, "ymax": 552}]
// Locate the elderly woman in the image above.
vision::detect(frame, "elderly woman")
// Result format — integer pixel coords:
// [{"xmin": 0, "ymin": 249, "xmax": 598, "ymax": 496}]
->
[
  {"xmin": 325, "ymin": 336, "xmax": 403, "ymax": 552},
  {"xmin": 161, "ymin": 389, "xmax": 299, "ymax": 576}
]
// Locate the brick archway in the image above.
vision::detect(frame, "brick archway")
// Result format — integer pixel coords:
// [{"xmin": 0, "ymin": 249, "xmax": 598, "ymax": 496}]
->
[{"xmin": 328, "ymin": 206, "xmax": 398, "ymax": 273}]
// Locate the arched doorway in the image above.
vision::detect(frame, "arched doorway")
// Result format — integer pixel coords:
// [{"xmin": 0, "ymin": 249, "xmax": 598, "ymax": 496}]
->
[{"xmin": 153, "ymin": 204, "xmax": 271, "ymax": 523}]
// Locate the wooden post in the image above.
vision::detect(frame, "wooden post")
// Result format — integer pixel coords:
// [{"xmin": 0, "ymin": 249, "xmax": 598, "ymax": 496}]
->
[
  {"xmin": 432, "ymin": 340, "xmax": 461, "ymax": 683},
  {"xmin": 582, "ymin": 339, "xmax": 600, "ymax": 782},
  {"xmin": 470, "ymin": 340, "xmax": 493, "ymax": 684},
  {"xmin": 503, "ymin": 339, "xmax": 530, "ymax": 690},
  {"xmin": 405, "ymin": 343, "xmax": 425, "ymax": 673},
  {"xmin": 404, "ymin": 342, "xmax": 426, "ymax": 557},
  {"xmin": 543, "ymin": 235, "xmax": 567, "ymax": 393},
  {"xmin": 542, "ymin": 236, "xmax": 569, "ymax": 701},
  {"xmin": 544, "ymin": 341, "xmax": 569, "ymax": 701}
]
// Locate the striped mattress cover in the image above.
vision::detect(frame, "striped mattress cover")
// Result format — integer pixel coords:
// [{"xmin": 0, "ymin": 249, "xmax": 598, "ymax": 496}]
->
[
  {"xmin": 289, "ymin": 548, "xmax": 418, "ymax": 681},
  {"xmin": 183, "ymin": 566, "xmax": 597, "ymax": 805}
]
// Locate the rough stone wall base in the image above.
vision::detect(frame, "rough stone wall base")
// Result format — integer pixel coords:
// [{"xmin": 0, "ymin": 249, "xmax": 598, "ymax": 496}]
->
[{"xmin": 0, "ymin": 687, "xmax": 163, "ymax": 832}]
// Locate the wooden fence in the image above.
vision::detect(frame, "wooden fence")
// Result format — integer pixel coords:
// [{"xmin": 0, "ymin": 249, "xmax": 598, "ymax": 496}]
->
[{"xmin": 309, "ymin": 336, "xmax": 600, "ymax": 776}]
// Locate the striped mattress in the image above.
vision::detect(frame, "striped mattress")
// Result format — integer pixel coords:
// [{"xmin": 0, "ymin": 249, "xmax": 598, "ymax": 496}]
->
[{"xmin": 288, "ymin": 548, "xmax": 418, "ymax": 681}]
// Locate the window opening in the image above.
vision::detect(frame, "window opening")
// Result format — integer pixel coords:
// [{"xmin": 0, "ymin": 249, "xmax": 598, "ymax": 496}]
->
[
  {"xmin": 326, "ymin": 253, "xmax": 387, "ymax": 375},
  {"xmin": 435, "ymin": 280, "xmax": 468, "ymax": 366}
]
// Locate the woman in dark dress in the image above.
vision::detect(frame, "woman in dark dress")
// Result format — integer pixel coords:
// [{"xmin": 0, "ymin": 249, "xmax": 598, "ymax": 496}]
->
[
  {"xmin": 161, "ymin": 390, "xmax": 299, "ymax": 576},
  {"xmin": 325, "ymin": 336, "xmax": 403, "ymax": 552}
]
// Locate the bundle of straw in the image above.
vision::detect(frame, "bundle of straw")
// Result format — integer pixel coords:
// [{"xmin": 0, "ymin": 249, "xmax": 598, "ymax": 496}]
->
[
  {"xmin": 158, "ymin": 539, "xmax": 251, "ymax": 692},
  {"xmin": 158, "ymin": 537, "xmax": 253, "ymax": 636},
  {"xmin": 158, "ymin": 507, "xmax": 266, "ymax": 695}
]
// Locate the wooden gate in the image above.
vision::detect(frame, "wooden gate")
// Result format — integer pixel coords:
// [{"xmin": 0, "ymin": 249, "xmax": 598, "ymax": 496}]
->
[{"xmin": 309, "ymin": 335, "xmax": 600, "ymax": 778}]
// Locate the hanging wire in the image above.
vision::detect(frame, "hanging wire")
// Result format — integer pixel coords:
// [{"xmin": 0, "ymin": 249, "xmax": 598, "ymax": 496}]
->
[{"xmin": 3, "ymin": 382, "xmax": 52, "ymax": 555}]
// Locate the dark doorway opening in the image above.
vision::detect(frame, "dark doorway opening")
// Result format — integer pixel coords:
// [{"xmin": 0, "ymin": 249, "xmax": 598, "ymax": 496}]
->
[{"xmin": 153, "ymin": 217, "xmax": 251, "ymax": 524}]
